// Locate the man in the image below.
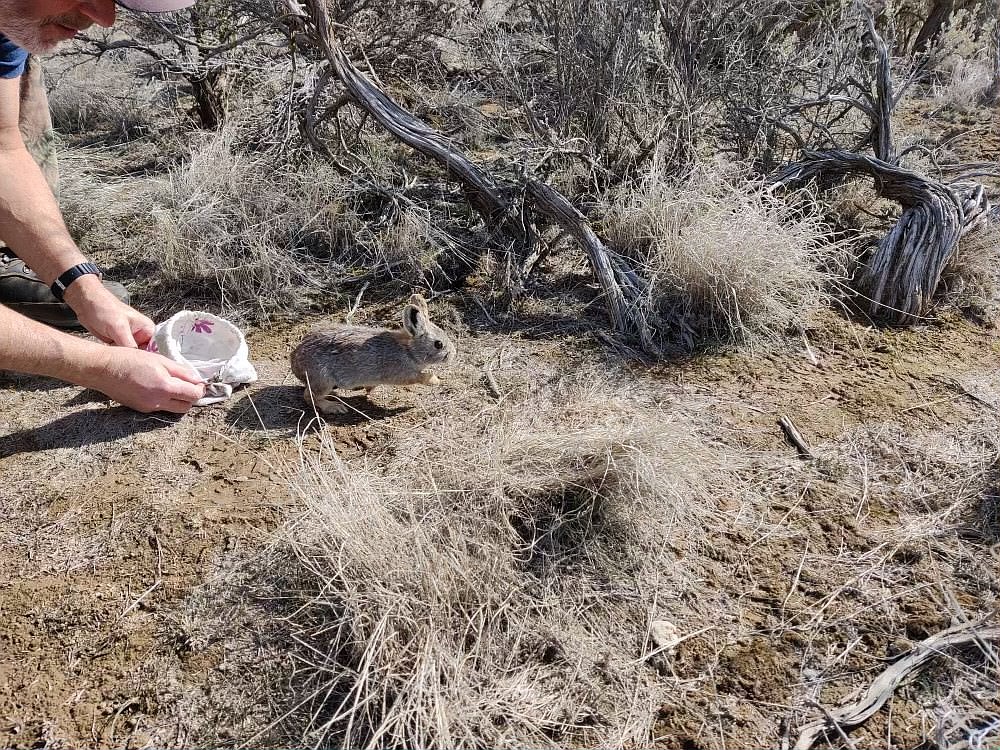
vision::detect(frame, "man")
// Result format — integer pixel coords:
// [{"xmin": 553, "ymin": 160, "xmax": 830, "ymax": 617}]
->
[{"xmin": 0, "ymin": 0, "xmax": 206, "ymax": 413}]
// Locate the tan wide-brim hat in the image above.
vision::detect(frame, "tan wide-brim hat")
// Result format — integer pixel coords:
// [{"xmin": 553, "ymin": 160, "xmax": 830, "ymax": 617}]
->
[{"xmin": 116, "ymin": 0, "xmax": 197, "ymax": 12}]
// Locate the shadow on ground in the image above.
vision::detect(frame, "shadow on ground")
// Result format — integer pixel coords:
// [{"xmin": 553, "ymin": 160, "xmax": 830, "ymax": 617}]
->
[
  {"xmin": 0, "ymin": 407, "xmax": 179, "ymax": 458},
  {"xmin": 0, "ymin": 372, "xmax": 68, "ymax": 394},
  {"xmin": 227, "ymin": 385, "xmax": 410, "ymax": 432}
]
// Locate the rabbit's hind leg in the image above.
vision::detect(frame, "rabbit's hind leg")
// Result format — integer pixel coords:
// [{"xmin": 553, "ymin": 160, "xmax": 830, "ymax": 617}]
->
[
  {"xmin": 318, "ymin": 396, "xmax": 348, "ymax": 414},
  {"xmin": 305, "ymin": 383, "xmax": 348, "ymax": 415}
]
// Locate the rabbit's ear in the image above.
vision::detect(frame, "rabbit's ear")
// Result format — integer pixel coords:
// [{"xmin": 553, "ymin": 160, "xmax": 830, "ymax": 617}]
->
[
  {"xmin": 408, "ymin": 293, "xmax": 429, "ymax": 315},
  {"xmin": 402, "ymin": 302, "xmax": 429, "ymax": 336}
]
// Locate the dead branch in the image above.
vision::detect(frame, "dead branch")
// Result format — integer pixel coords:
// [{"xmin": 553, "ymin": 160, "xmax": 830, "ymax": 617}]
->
[
  {"xmin": 778, "ymin": 415, "xmax": 813, "ymax": 458},
  {"xmin": 770, "ymin": 16, "xmax": 993, "ymax": 324},
  {"xmin": 289, "ymin": 0, "xmax": 518, "ymax": 232},
  {"xmin": 281, "ymin": 0, "xmax": 659, "ymax": 349},
  {"xmin": 524, "ymin": 179, "xmax": 654, "ymax": 347},
  {"xmin": 793, "ymin": 621, "xmax": 1000, "ymax": 750},
  {"xmin": 866, "ymin": 15, "xmax": 894, "ymax": 163}
]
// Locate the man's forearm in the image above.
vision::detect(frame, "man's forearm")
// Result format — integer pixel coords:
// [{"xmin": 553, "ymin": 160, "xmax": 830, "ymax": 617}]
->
[
  {"xmin": 0, "ymin": 303, "xmax": 107, "ymax": 386},
  {"xmin": 0, "ymin": 137, "xmax": 88, "ymax": 285},
  {"xmin": 0, "ymin": 124, "xmax": 153, "ymax": 346}
]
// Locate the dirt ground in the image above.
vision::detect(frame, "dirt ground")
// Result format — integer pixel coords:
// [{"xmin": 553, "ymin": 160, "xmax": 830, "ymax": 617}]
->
[{"xmin": 2, "ymin": 296, "xmax": 999, "ymax": 748}]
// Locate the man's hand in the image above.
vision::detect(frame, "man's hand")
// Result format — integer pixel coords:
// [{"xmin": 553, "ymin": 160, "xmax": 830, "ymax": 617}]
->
[
  {"xmin": 63, "ymin": 274, "xmax": 155, "ymax": 348},
  {"xmin": 56, "ymin": 275, "xmax": 205, "ymax": 412},
  {"xmin": 84, "ymin": 346, "xmax": 206, "ymax": 413},
  {"xmin": 1, "ymin": 303, "xmax": 204, "ymax": 414}
]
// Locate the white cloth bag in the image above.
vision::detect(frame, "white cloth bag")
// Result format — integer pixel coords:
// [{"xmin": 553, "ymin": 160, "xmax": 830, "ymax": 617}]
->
[{"xmin": 145, "ymin": 311, "xmax": 258, "ymax": 406}]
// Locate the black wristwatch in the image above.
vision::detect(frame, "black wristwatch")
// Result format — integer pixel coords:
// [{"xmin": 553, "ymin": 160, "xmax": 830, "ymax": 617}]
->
[{"xmin": 51, "ymin": 262, "xmax": 103, "ymax": 301}]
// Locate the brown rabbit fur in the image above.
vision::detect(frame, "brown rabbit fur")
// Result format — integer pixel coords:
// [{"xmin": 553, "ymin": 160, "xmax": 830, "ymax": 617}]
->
[{"xmin": 291, "ymin": 294, "xmax": 456, "ymax": 414}]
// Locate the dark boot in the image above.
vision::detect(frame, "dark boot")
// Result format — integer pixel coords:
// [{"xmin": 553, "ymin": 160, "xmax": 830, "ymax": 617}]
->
[{"xmin": 0, "ymin": 253, "xmax": 130, "ymax": 328}]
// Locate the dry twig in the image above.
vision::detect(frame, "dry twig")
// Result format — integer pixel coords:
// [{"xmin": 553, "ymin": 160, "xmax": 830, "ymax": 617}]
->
[{"xmin": 778, "ymin": 415, "xmax": 814, "ymax": 459}]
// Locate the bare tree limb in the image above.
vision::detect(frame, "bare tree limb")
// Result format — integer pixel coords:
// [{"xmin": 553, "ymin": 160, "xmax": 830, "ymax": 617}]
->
[
  {"xmin": 772, "ymin": 149, "xmax": 969, "ymax": 323},
  {"xmin": 281, "ymin": 0, "xmax": 661, "ymax": 349},
  {"xmin": 865, "ymin": 15, "xmax": 894, "ymax": 163},
  {"xmin": 770, "ymin": 12, "xmax": 993, "ymax": 325}
]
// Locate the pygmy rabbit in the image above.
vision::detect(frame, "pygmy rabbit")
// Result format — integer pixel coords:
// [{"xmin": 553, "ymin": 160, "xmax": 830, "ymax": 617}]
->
[{"xmin": 291, "ymin": 294, "xmax": 456, "ymax": 414}]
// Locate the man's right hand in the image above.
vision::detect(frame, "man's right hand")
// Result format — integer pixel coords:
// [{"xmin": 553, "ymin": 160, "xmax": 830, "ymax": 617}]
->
[
  {"xmin": 85, "ymin": 346, "xmax": 206, "ymax": 413},
  {"xmin": 64, "ymin": 276, "xmax": 156, "ymax": 349}
]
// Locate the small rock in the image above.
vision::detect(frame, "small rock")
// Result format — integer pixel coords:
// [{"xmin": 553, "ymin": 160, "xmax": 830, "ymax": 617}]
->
[{"xmin": 650, "ymin": 620, "xmax": 681, "ymax": 652}]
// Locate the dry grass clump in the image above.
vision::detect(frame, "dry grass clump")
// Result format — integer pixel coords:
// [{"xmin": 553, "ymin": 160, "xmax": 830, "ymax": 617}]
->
[
  {"xmin": 272, "ymin": 380, "xmax": 729, "ymax": 748},
  {"xmin": 61, "ymin": 134, "xmax": 464, "ymax": 320},
  {"xmin": 59, "ymin": 109, "xmax": 464, "ymax": 318},
  {"xmin": 927, "ymin": 10, "xmax": 997, "ymax": 111},
  {"xmin": 59, "ymin": 127, "xmax": 345, "ymax": 319},
  {"xmin": 58, "ymin": 145, "xmax": 166, "ymax": 255},
  {"xmin": 46, "ymin": 55, "xmax": 160, "ymax": 140},
  {"xmin": 149, "ymin": 125, "xmax": 346, "ymax": 316},
  {"xmin": 932, "ymin": 58, "xmax": 994, "ymax": 111},
  {"xmin": 602, "ymin": 163, "xmax": 851, "ymax": 348},
  {"xmin": 940, "ymin": 221, "xmax": 1000, "ymax": 317}
]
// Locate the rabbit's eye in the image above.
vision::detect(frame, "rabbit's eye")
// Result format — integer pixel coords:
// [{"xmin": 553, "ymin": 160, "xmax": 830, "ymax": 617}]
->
[{"xmin": 434, "ymin": 340, "xmax": 444, "ymax": 350}]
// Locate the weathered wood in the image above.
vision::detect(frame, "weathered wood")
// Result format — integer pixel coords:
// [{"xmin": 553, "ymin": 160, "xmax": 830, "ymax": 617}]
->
[
  {"xmin": 912, "ymin": 0, "xmax": 955, "ymax": 53},
  {"xmin": 777, "ymin": 415, "xmax": 813, "ymax": 459},
  {"xmin": 773, "ymin": 149, "xmax": 968, "ymax": 323},
  {"xmin": 770, "ymin": 13, "xmax": 994, "ymax": 325},
  {"xmin": 793, "ymin": 622, "xmax": 1000, "ymax": 750},
  {"xmin": 297, "ymin": 0, "xmax": 518, "ymax": 233},
  {"xmin": 525, "ymin": 179, "xmax": 653, "ymax": 343},
  {"xmin": 867, "ymin": 16, "xmax": 894, "ymax": 163}
]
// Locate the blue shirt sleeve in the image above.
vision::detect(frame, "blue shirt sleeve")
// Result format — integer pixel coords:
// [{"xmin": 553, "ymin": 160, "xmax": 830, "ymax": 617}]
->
[{"xmin": 0, "ymin": 34, "xmax": 28, "ymax": 79}]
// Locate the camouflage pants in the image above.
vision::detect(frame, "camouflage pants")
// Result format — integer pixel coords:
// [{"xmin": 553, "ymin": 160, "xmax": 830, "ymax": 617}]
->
[{"xmin": 19, "ymin": 56, "xmax": 59, "ymax": 199}]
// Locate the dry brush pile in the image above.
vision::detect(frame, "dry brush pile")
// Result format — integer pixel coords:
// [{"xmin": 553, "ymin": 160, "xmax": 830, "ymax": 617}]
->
[{"xmin": 278, "ymin": 385, "xmax": 710, "ymax": 747}]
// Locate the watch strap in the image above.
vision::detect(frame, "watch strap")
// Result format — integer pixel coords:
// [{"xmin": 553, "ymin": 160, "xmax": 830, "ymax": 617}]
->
[{"xmin": 51, "ymin": 262, "xmax": 103, "ymax": 301}]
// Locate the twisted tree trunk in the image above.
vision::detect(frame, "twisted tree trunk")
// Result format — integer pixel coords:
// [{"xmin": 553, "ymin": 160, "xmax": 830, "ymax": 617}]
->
[
  {"xmin": 912, "ymin": 0, "xmax": 955, "ymax": 53},
  {"xmin": 772, "ymin": 16, "xmax": 994, "ymax": 324},
  {"xmin": 772, "ymin": 150, "xmax": 976, "ymax": 323},
  {"xmin": 191, "ymin": 68, "xmax": 227, "ymax": 130}
]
